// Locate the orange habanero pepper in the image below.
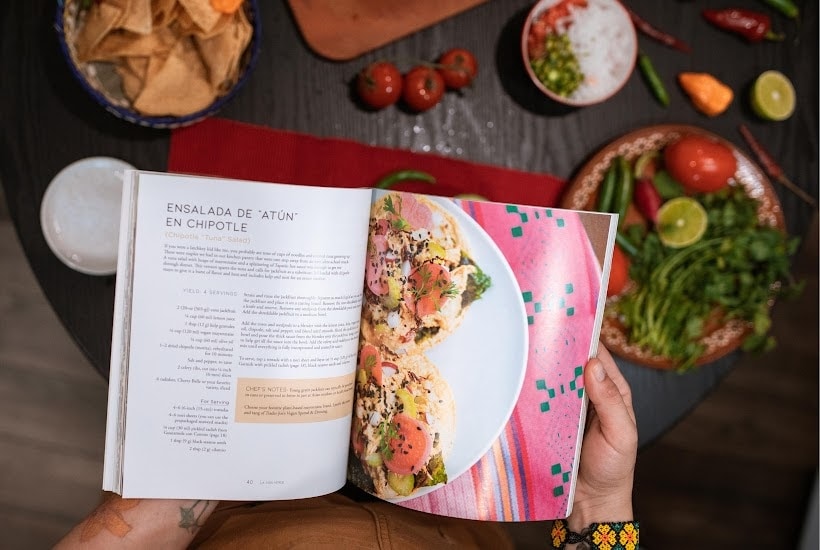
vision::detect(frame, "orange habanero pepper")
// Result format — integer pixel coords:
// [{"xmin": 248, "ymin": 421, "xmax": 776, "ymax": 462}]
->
[
  {"xmin": 210, "ymin": 0, "xmax": 244, "ymax": 14},
  {"xmin": 678, "ymin": 72, "xmax": 734, "ymax": 117}
]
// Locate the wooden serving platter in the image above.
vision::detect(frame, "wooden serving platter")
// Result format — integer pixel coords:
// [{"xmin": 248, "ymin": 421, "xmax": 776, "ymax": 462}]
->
[{"xmin": 287, "ymin": 0, "xmax": 489, "ymax": 61}]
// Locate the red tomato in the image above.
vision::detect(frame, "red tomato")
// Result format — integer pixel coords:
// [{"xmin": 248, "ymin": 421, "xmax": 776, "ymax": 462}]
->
[
  {"xmin": 607, "ymin": 245, "xmax": 630, "ymax": 297},
  {"xmin": 383, "ymin": 413, "xmax": 433, "ymax": 475},
  {"xmin": 437, "ymin": 48, "xmax": 478, "ymax": 89},
  {"xmin": 356, "ymin": 61, "xmax": 403, "ymax": 110},
  {"xmin": 402, "ymin": 66, "xmax": 445, "ymax": 112},
  {"xmin": 663, "ymin": 135, "xmax": 737, "ymax": 193}
]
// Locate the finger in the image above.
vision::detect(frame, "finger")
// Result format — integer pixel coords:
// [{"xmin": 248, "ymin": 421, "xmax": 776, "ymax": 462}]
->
[
  {"xmin": 584, "ymin": 358, "xmax": 637, "ymax": 451},
  {"xmin": 596, "ymin": 345, "xmax": 636, "ymax": 423}
]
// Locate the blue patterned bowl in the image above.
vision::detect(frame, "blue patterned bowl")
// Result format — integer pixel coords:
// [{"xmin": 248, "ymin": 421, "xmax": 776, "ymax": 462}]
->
[{"xmin": 55, "ymin": 0, "xmax": 261, "ymax": 129}]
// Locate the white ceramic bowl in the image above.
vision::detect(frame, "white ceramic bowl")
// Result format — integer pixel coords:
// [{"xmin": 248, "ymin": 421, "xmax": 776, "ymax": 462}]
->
[
  {"xmin": 40, "ymin": 157, "xmax": 134, "ymax": 276},
  {"xmin": 521, "ymin": 0, "xmax": 637, "ymax": 107}
]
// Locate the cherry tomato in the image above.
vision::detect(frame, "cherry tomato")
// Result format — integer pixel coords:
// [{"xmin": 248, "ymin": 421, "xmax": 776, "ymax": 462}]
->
[
  {"xmin": 663, "ymin": 135, "xmax": 737, "ymax": 193},
  {"xmin": 607, "ymin": 245, "xmax": 630, "ymax": 297},
  {"xmin": 402, "ymin": 66, "xmax": 445, "ymax": 112},
  {"xmin": 356, "ymin": 61, "xmax": 403, "ymax": 110},
  {"xmin": 437, "ymin": 48, "xmax": 478, "ymax": 89}
]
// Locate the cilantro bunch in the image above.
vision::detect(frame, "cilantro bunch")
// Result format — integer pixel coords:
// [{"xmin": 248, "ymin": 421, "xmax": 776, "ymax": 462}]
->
[{"xmin": 614, "ymin": 186, "xmax": 803, "ymax": 372}]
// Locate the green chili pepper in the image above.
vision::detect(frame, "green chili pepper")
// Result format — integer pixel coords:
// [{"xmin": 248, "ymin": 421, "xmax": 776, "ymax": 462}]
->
[
  {"xmin": 613, "ymin": 156, "xmax": 634, "ymax": 230},
  {"xmin": 637, "ymin": 53, "xmax": 669, "ymax": 107},
  {"xmin": 615, "ymin": 231, "xmax": 640, "ymax": 257},
  {"xmin": 375, "ymin": 169, "xmax": 437, "ymax": 189},
  {"xmin": 759, "ymin": 0, "xmax": 799, "ymax": 19},
  {"xmin": 596, "ymin": 163, "xmax": 618, "ymax": 212}
]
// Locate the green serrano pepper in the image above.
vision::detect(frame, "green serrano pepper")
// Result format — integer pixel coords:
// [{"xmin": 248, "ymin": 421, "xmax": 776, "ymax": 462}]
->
[
  {"xmin": 760, "ymin": 0, "xmax": 799, "ymax": 19},
  {"xmin": 596, "ymin": 163, "xmax": 618, "ymax": 212},
  {"xmin": 613, "ymin": 156, "xmax": 634, "ymax": 229},
  {"xmin": 638, "ymin": 53, "xmax": 669, "ymax": 107},
  {"xmin": 376, "ymin": 169, "xmax": 437, "ymax": 189}
]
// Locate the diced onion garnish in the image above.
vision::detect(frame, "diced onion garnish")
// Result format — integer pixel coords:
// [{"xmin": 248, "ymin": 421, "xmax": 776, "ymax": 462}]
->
[{"xmin": 369, "ymin": 411, "xmax": 383, "ymax": 426}]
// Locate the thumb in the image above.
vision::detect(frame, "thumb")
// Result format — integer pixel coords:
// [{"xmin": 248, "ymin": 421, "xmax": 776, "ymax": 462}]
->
[{"xmin": 584, "ymin": 359, "xmax": 636, "ymax": 445}]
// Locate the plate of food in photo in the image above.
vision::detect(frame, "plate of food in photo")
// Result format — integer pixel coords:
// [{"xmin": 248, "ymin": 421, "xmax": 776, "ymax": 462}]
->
[{"xmin": 349, "ymin": 191, "xmax": 528, "ymax": 500}]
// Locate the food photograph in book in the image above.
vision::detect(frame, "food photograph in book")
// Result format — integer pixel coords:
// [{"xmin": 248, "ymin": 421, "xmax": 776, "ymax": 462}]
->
[{"xmin": 348, "ymin": 190, "xmax": 615, "ymax": 521}]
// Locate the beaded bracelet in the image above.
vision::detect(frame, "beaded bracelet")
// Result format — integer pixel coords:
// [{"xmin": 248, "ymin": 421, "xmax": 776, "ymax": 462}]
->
[{"xmin": 550, "ymin": 518, "xmax": 639, "ymax": 549}]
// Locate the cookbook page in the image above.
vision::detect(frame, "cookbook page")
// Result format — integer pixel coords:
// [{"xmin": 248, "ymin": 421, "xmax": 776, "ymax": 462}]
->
[
  {"xmin": 115, "ymin": 172, "xmax": 371, "ymax": 500},
  {"xmin": 348, "ymin": 191, "xmax": 616, "ymax": 521}
]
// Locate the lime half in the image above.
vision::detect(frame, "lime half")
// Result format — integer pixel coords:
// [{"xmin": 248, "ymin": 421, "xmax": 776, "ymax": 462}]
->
[
  {"xmin": 751, "ymin": 71, "xmax": 795, "ymax": 121},
  {"xmin": 657, "ymin": 197, "xmax": 708, "ymax": 248}
]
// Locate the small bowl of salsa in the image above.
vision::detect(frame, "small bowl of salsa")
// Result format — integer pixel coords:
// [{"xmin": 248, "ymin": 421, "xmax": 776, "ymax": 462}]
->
[{"xmin": 521, "ymin": 0, "xmax": 637, "ymax": 107}]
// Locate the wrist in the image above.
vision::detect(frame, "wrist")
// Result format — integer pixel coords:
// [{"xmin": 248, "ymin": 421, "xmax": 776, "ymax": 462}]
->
[
  {"xmin": 567, "ymin": 474, "xmax": 634, "ymax": 531},
  {"xmin": 566, "ymin": 493, "xmax": 633, "ymax": 532}
]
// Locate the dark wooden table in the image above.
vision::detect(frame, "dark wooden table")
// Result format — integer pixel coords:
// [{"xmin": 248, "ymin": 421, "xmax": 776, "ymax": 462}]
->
[{"xmin": 1, "ymin": 0, "xmax": 816, "ymax": 447}]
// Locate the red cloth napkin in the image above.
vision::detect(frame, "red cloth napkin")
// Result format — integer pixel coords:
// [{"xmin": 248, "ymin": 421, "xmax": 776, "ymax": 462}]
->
[{"xmin": 168, "ymin": 118, "xmax": 566, "ymax": 206}]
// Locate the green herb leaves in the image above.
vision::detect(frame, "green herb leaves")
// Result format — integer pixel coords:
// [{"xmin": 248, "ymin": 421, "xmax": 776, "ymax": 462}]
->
[
  {"xmin": 614, "ymin": 186, "xmax": 801, "ymax": 371},
  {"xmin": 376, "ymin": 420, "xmax": 399, "ymax": 460}
]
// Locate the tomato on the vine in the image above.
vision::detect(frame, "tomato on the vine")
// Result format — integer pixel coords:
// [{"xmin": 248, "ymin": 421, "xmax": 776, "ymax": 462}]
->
[
  {"xmin": 356, "ymin": 61, "xmax": 403, "ymax": 110},
  {"xmin": 663, "ymin": 135, "xmax": 737, "ymax": 193},
  {"xmin": 437, "ymin": 48, "xmax": 478, "ymax": 90},
  {"xmin": 402, "ymin": 66, "xmax": 445, "ymax": 112}
]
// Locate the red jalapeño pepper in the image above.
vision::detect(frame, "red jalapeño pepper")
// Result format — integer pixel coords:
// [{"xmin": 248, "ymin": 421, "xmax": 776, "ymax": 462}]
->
[{"xmin": 702, "ymin": 8, "xmax": 784, "ymax": 42}]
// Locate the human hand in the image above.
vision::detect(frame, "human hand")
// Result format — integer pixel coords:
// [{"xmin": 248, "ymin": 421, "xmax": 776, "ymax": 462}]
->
[{"xmin": 567, "ymin": 345, "xmax": 637, "ymax": 529}]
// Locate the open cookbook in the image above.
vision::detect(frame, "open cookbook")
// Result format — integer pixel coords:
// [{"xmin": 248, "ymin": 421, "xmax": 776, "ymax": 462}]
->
[{"xmin": 103, "ymin": 170, "xmax": 618, "ymax": 522}]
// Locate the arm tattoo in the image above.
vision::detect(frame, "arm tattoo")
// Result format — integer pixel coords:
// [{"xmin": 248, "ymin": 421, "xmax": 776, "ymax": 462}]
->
[{"xmin": 179, "ymin": 500, "xmax": 213, "ymax": 533}]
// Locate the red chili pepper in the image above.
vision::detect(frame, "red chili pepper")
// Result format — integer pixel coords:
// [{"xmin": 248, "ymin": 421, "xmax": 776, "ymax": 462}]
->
[
  {"xmin": 702, "ymin": 9, "xmax": 784, "ymax": 43},
  {"xmin": 738, "ymin": 124, "xmax": 816, "ymax": 207},
  {"xmin": 627, "ymin": 9, "xmax": 691, "ymax": 53},
  {"xmin": 633, "ymin": 178, "xmax": 663, "ymax": 224}
]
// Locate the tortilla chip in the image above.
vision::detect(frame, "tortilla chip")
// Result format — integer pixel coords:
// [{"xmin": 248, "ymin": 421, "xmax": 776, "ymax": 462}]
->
[
  {"xmin": 177, "ymin": 0, "xmax": 222, "ymax": 33},
  {"xmin": 134, "ymin": 38, "xmax": 215, "ymax": 116},
  {"xmin": 75, "ymin": 2, "xmax": 123, "ymax": 62},
  {"xmin": 194, "ymin": 8, "xmax": 251, "ymax": 91},
  {"xmin": 151, "ymin": 0, "xmax": 180, "ymax": 28},
  {"xmin": 120, "ymin": 0, "xmax": 153, "ymax": 34},
  {"xmin": 105, "ymin": 0, "xmax": 133, "ymax": 12},
  {"xmin": 116, "ymin": 56, "xmax": 148, "ymax": 101},
  {"xmin": 87, "ymin": 27, "xmax": 178, "ymax": 61},
  {"xmin": 191, "ymin": 12, "xmax": 233, "ymax": 38},
  {"xmin": 145, "ymin": 52, "xmax": 168, "ymax": 82},
  {"xmin": 171, "ymin": 8, "xmax": 197, "ymax": 36},
  {"xmin": 124, "ymin": 55, "xmax": 150, "ymax": 75}
]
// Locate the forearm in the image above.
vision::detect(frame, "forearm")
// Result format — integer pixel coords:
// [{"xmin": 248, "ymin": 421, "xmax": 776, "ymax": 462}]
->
[{"xmin": 55, "ymin": 493, "xmax": 217, "ymax": 549}]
